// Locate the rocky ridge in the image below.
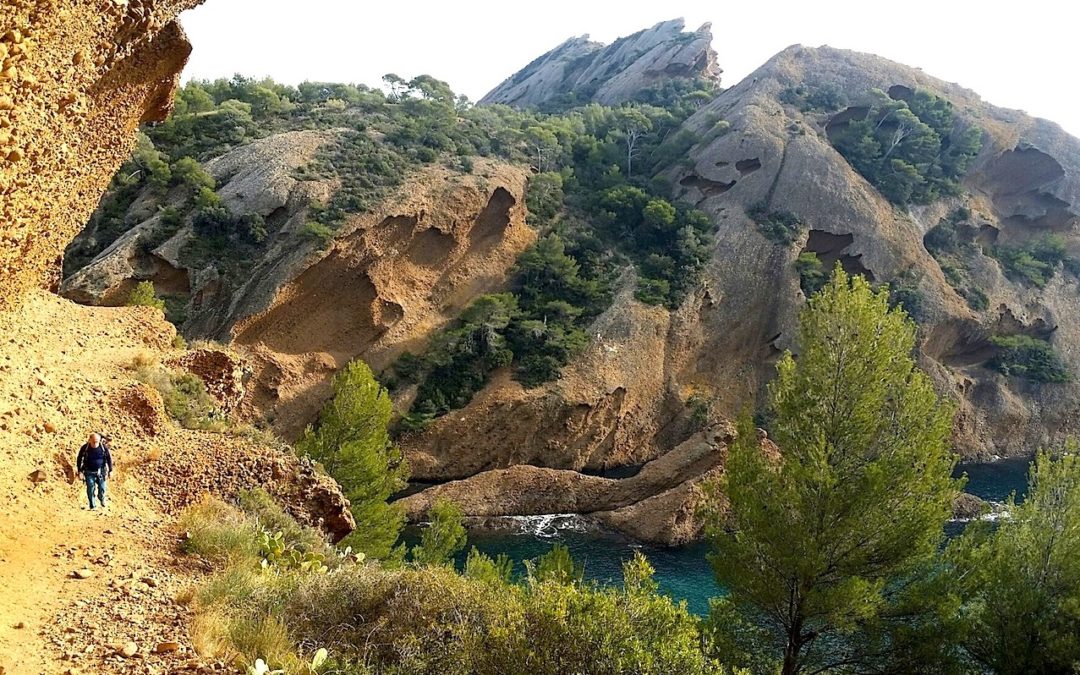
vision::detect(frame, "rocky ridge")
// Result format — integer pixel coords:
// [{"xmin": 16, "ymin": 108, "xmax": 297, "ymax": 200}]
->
[{"xmin": 480, "ymin": 18, "xmax": 720, "ymax": 108}]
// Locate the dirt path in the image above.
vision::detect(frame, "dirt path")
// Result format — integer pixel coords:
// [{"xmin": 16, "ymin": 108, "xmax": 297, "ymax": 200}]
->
[{"xmin": 0, "ymin": 292, "xmax": 200, "ymax": 674}]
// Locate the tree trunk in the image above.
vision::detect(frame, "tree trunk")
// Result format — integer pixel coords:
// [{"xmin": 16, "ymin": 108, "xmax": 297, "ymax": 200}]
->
[{"xmin": 782, "ymin": 593, "xmax": 805, "ymax": 675}]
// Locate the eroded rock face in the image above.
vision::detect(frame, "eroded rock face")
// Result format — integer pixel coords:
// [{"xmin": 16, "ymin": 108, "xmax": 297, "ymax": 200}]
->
[
  {"xmin": 480, "ymin": 18, "xmax": 720, "ymax": 108},
  {"xmin": 671, "ymin": 45, "xmax": 1080, "ymax": 458},
  {"xmin": 0, "ymin": 0, "xmax": 204, "ymax": 312},
  {"xmin": 232, "ymin": 161, "xmax": 534, "ymax": 439},
  {"xmin": 169, "ymin": 347, "xmax": 248, "ymax": 415}
]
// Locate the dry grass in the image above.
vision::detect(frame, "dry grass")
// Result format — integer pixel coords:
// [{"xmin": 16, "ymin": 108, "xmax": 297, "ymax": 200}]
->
[{"xmin": 129, "ymin": 349, "xmax": 159, "ymax": 370}]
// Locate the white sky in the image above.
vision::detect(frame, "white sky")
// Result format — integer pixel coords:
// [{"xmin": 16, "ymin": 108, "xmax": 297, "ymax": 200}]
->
[{"xmin": 180, "ymin": 0, "xmax": 1080, "ymax": 137}]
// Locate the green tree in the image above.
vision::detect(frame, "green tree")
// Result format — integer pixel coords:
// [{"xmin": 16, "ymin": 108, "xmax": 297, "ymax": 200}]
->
[
  {"xmin": 947, "ymin": 442, "xmax": 1080, "ymax": 674},
  {"xmin": 615, "ymin": 108, "xmax": 652, "ymax": 177},
  {"xmin": 410, "ymin": 499, "xmax": 467, "ymax": 566},
  {"xmin": 296, "ymin": 359, "xmax": 409, "ymax": 560},
  {"xmin": 706, "ymin": 266, "xmax": 959, "ymax": 675},
  {"xmin": 126, "ymin": 280, "xmax": 165, "ymax": 311}
]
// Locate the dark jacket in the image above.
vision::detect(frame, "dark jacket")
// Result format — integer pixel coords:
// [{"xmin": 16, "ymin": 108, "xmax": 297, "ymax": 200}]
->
[{"xmin": 76, "ymin": 442, "xmax": 113, "ymax": 475}]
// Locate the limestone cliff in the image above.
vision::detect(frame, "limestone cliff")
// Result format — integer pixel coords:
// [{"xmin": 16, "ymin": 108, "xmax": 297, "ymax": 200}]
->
[
  {"xmin": 0, "ymin": 0, "xmax": 204, "ymax": 312},
  {"xmin": 669, "ymin": 45, "xmax": 1080, "ymax": 458},
  {"xmin": 480, "ymin": 18, "xmax": 720, "ymax": 108}
]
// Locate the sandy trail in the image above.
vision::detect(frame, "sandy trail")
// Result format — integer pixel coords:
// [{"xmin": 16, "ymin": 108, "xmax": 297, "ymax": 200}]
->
[{"xmin": 0, "ymin": 292, "xmax": 200, "ymax": 674}]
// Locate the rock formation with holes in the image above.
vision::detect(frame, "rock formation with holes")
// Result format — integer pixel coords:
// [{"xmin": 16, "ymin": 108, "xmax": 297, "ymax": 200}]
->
[
  {"xmin": 480, "ymin": 18, "xmax": 720, "ymax": 108},
  {"xmin": 668, "ymin": 45, "xmax": 1080, "ymax": 457}
]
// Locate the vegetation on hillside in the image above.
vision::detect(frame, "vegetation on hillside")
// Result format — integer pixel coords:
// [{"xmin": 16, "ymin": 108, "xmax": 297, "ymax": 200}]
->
[
  {"xmin": 988, "ymin": 334, "xmax": 1070, "ymax": 383},
  {"xmin": 991, "ymin": 233, "xmax": 1077, "ymax": 289},
  {"xmin": 830, "ymin": 88, "xmax": 982, "ymax": 206},
  {"xmin": 922, "ymin": 207, "xmax": 990, "ymax": 311},
  {"xmin": 181, "ymin": 494, "xmax": 726, "ymax": 674},
  {"xmin": 75, "ymin": 73, "xmax": 717, "ymax": 400}
]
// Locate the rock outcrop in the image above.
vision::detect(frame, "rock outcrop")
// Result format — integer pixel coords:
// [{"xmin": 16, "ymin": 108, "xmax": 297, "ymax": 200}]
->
[
  {"xmin": 401, "ymin": 424, "xmax": 740, "ymax": 545},
  {"xmin": 232, "ymin": 160, "xmax": 534, "ymax": 439},
  {"xmin": 667, "ymin": 45, "xmax": 1080, "ymax": 458},
  {"xmin": 480, "ymin": 18, "xmax": 720, "ymax": 108},
  {"xmin": 62, "ymin": 128, "xmax": 338, "ymax": 332},
  {"xmin": 0, "ymin": 0, "xmax": 204, "ymax": 312}
]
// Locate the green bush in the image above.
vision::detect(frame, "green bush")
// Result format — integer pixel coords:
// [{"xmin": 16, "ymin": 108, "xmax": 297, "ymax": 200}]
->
[
  {"xmin": 748, "ymin": 202, "xmax": 802, "ymax": 245},
  {"xmin": 988, "ymin": 335, "xmax": 1070, "ymax": 383},
  {"xmin": 301, "ymin": 221, "xmax": 334, "ymax": 245},
  {"xmin": 992, "ymin": 234, "xmax": 1074, "ymax": 288},
  {"xmin": 779, "ymin": 84, "xmax": 848, "ymax": 112},
  {"xmin": 795, "ymin": 251, "xmax": 827, "ymax": 297},
  {"xmin": 163, "ymin": 372, "xmax": 223, "ymax": 429},
  {"xmin": 126, "ymin": 281, "xmax": 165, "ymax": 311}
]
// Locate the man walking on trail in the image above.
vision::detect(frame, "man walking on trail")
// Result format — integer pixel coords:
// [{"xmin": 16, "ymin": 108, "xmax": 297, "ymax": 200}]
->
[{"xmin": 76, "ymin": 433, "xmax": 112, "ymax": 511}]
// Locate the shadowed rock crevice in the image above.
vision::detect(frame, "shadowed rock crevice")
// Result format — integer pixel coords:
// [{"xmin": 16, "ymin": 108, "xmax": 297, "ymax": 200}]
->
[
  {"xmin": 803, "ymin": 230, "xmax": 873, "ymax": 280},
  {"xmin": 679, "ymin": 173, "xmax": 736, "ymax": 197}
]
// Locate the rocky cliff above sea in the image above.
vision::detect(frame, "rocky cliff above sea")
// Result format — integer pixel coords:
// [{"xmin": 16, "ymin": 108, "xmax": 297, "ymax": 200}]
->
[{"xmin": 16, "ymin": 14, "xmax": 1080, "ymax": 545}]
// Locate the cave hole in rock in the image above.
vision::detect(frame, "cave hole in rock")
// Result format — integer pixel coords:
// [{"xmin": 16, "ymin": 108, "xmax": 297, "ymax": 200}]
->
[
  {"xmin": 735, "ymin": 158, "xmax": 762, "ymax": 175},
  {"xmin": 469, "ymin": 187, "xmax": 516, "ymax": 252},
  {"xmin": 887, "ymin": 84, "xmax": 914, "ymax": 102},
  {"xmin": 803, "ymin": 229, "xmax": 873, "ymax": 280},
  {"xmin": 980, "ymin": 147, "xmax": 1075, "ymax": 230},
  {"xmin": 934, "ymin": 309, "xmax": 1056, "ymax": 368},
  {"xmin": 679, "ymin": 173, "xmax": 736, "ymax": 197},
  {"xmin": 825, "ymin": 106, "xmax": 870, "ymax": 143}
]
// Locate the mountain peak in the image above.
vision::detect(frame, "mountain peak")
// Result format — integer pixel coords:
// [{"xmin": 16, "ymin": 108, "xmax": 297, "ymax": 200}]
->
[{"xmin": 480, "ymin": 18, "xmax": 720, "ymax": 109}]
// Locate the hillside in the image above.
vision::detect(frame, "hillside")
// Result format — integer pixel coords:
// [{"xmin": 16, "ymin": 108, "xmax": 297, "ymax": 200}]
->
[
  {"xmin": 53, "ymin": 22, "xmax": 1080, "ymax": 545},
  {"xmin": 4, "ymin": 4, "xmax": 1080, "ymax": 672},
  {"xmin": 0, "ymin": 291, "xmax": 350, "ymax": 671}
]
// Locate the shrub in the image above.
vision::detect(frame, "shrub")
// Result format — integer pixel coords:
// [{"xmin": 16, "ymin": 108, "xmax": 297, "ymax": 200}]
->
[
  {"xmin": 170, "ymin": 156, "xmax": 216, "ymax": 191},
  {"xmin": 748, "ymin": 202, "xmax": 802, "ymax": 245},
  {"xmin": 992, "ymin": 235, "xmax": 1074, "ymax": 288},
  {"xmin": 180, "ymin": 498, "xmax": 260, "ymax": 565},
  {"xmin": 795, "ymin": 251, "xmax": 827, "ymax": 297},
  {"xmin": 164, "ymin": 372, "xmax": 223, "ymax": 429},
  {"xmin": 126, "ymin": 281, "xmax": 165, "ymax": 311},
  {"xmin": 301, "ymin": 221, "xmax": 334, "ymax": 245},
  {"xmin": 988, "ymin": 335, "xmax": 1070, "ymax": 383},
  {"xmin": 687, "ymin": 392, "xmax": 711, "ymax": 429}
]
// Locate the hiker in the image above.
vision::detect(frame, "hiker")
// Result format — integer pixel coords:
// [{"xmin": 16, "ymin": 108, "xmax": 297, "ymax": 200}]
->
[{"xmin": 76, "ymin": 433, "xmax": 113, "ymax": 511}]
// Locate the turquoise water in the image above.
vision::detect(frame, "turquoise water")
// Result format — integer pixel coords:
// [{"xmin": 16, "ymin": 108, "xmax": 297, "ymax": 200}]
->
[
  {"xmin": 458, "ymin": 530, "xmax": 719, "ymax": 615},
  {"xmin": 439, "ymin": 456, "xmax": 1034, "ymax": 615}
]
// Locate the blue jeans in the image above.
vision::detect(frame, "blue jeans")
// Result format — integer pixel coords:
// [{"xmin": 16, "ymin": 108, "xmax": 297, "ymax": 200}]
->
[{"xmin": 83, "ymin": 471, "xmax": 107, "ymax": 509}]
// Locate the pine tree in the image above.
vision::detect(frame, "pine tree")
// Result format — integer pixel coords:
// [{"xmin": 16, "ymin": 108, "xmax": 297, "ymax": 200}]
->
[
  {"xmin": 948, "ymin": 441, "xmax": 1080, "ymax": 673},
  {"xmin": 296, "ymin": 359, "xmax": 409, "ymax": 560},
  {"xmin": 707, "ymin": 266, "xmax": 960, "ymax": 675},
  {"xmin": 410, "ymin": 499, "xmax": 467, "ymax": 567}
]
